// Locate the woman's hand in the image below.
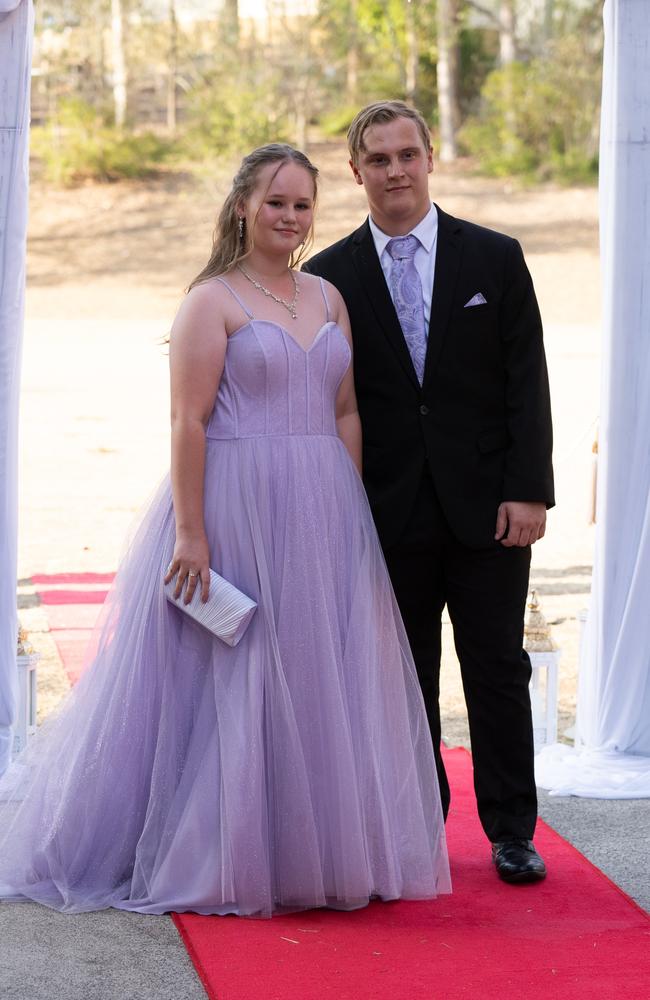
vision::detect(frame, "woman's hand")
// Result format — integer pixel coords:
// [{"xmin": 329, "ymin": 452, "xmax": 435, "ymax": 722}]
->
[{"xmin": 164, "ymin": 532, "xmax": 211, "ymax": 604}]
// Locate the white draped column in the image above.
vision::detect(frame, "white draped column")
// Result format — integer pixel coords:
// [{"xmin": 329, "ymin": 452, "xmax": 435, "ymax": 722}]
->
[
  {"xmin": 0, "ymin": 0, "xmax": 33, "ymax": 776},
  {"xmin": 536, "ymin": 0, "xmax": 650, "ymax": 797}
]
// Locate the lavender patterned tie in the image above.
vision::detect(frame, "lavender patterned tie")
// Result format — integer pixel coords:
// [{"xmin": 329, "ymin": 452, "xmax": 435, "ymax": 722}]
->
[{"xmin": 386, "ymin": 235, "xmax": 427, "ymax": 384}]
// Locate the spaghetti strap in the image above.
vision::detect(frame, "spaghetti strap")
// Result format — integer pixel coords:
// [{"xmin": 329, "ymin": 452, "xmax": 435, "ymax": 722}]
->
[
  {"xmin": 214, "ymin": 277, "xmax": 254, "ymax": 320},
  {"xmin": 318, "ymin": 277, "xmax": 331, "ymax": 322}
]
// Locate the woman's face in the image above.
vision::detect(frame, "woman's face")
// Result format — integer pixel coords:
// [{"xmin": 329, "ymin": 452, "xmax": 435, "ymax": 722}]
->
[{"xmin": 243, "ymin": 161, "xmax": 315, "ymax": 258}]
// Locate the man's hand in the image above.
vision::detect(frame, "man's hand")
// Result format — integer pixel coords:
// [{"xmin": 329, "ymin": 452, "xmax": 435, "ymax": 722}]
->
[{"xmin": 495, "ymin": 501, "xmax": 547, "ymax": 547}]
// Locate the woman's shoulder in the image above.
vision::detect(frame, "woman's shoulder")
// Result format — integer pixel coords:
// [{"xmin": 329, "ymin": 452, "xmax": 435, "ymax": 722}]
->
[
  {"xmin": 172, "ymin": 277, "xmax": 237, "ymax": 340},
  {"xmin": 184, "ymin": 275, "xmax": 233, "ymax": 307},
  {"xmin": 299, "ymin": 271, "xmax": 344, "ymax": 306},
  {"xmin": 183, "ymin": 274, "xmax": 248, "ymax": 318}
]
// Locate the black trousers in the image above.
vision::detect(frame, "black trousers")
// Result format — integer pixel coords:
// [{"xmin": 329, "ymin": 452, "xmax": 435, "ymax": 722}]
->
[{"xmin": 382, "ymin": 471, "xmax": 537, "ymax": 843}]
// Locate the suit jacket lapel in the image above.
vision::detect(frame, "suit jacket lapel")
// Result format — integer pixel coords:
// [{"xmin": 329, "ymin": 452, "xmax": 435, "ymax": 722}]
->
[
  {"xmin": 351, "ymin": 220, "xmax": 421, "ymax": 391},
  {"xmin": 423, "ymin": 206, "xmax": 463, "ymax": 387}
]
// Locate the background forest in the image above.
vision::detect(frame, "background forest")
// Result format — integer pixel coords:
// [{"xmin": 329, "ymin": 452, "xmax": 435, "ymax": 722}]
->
[{"xmin": 31, "ymin": 0, "xmax": 603, "ymax": 184}]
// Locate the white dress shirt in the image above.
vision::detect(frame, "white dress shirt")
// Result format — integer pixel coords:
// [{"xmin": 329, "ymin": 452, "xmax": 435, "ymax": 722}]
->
[{"xmin": 369, "ymin": 202, "xmax": 438, "ymax": 328}]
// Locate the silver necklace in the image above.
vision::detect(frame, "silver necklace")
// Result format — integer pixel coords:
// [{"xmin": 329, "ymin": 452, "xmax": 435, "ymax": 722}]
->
[{"xmin": 237, "ymin": 265, "xmax": 300, "ymax": 320}]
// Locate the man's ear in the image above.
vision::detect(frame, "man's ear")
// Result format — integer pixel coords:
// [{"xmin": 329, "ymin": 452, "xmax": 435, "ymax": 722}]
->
[
  {"xmin": 349, "ymin": 159, "xmax": 364, "ymax": 186},
  {"xmin": 427, "ymin": 146, "xmax": 434, "ymax": 174}
]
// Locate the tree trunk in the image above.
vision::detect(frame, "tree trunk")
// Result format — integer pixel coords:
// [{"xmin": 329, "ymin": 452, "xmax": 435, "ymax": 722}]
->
[
  {"xmin": 498, "ymin": 0, "xmax": 517, "ymax": 150},
  {"xmin": 499, "ymin": 0, "xmax": 517, "ymax": 66},
  {"xmin": 405, "ymin": 0, "xmax": 418, "ymax": 106},
  {"xmin": 293, "ymin": 37, "xmax": 311, "ymax": 151},
  {"xmin": 96, "ymin": 0, "xmax": 108, "ymax": 105},
  {"xmin": 544, "ymin": 0, "xmax": 555, "ymax": 43},
  {"xmin": 110, "ymin": 0, "xmax": 127, "ymax": 128},
  {"xmin": 222, "ymin": 0, "xmax": 239, "ymax": 47},
  {"xmin": 346, "ymin": 0, "xmax": 359, "ymax": 104},
  {"xmin": 167, "ymin": 0, "xmax": 178, "ymax": 133},
  {"xmin": 437, "ymin": 0, "xmax": 459, "ymax": 162}
]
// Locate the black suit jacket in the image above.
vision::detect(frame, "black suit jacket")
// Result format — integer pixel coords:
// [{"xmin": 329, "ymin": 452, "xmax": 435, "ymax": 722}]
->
[{"xmin": 303, "ymin": 206, "xmax": 554, "ymax": 550}]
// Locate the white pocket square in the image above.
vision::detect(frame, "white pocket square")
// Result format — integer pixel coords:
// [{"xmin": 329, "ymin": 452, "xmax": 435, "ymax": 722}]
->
[{"xmin": 464, "ymin": 293, "xmax": 487, "ymax": 307}]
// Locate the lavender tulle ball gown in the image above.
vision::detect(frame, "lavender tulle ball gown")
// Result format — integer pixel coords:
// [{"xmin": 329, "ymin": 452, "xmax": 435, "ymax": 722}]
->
[{"xmin": 0, "ymin": 278, "xmax": 450, "ymax": 916}]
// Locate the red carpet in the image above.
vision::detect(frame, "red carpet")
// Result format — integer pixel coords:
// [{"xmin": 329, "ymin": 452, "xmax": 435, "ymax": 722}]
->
[
  {"xmin": 32, "ymin": 572, "xmax": 113, "ymax": 684},
  {"xmin": 173, "ymin": 748, "xmax": 650, "ymax": 1000}
]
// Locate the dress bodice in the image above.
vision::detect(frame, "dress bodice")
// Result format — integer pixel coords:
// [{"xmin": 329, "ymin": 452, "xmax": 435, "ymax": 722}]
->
[{"xmin": 205, "ymin": 281, "xmax": 351, "ymax": 441}]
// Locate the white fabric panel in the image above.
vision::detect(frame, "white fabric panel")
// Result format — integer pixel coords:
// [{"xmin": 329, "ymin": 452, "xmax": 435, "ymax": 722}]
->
[
  {"xmin": 535, "ymin": 744, "xmax": 650, "ymax": 799},
  {"xmin": 0, "ymin": 0, "xmax": 32, "ymax": 776},
  {"xmin": 536, "ymin": 0, "xmax": 650, "ymax": 797}
]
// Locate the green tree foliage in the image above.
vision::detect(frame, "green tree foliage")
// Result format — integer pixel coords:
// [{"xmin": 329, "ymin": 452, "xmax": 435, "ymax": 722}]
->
[
  {"xmin": 182, "ymin": 74, "xmax": 291, "ymax": 162},
  {"xmin": 178, "ymin": 11, "xmax": 315, "ymax": 167},
  {"xmin": 460, "ymin": 31, "xmax": 602, "ymax": 182},
  {"xmin": 31, "ymin": 98, "xmax": 172, "ymax": 184},
  {"xmin": 317, "ymin": 0, "xmax": 438, "ymax": 125},
  {"xmin": 456, "ymin": 23, "xmax": 498, "ymax": 115},
  {"xmin": 30, "ymin": 0, "xmax": 604, "ymax": 185}
]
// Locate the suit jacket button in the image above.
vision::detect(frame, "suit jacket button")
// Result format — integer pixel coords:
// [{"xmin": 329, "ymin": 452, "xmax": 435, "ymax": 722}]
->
[{"xmin": 419, "ymin": 405, "xmax": 429, "ymax": 416}]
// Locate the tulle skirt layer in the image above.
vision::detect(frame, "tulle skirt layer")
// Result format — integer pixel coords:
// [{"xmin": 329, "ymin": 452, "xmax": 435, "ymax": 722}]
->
[{"xmin": 0, "ymin": 435, "xmax": 450, "ymax": 915}]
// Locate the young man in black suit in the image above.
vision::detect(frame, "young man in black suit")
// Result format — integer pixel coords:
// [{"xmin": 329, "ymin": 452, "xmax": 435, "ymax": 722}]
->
[{"xmin": 303, "ymin": 101, "xmax": 554, "ymax": 883}]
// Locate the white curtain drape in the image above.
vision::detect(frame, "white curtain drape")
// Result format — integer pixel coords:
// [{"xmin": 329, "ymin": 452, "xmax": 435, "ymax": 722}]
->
[
  {"xmin": 536, "ymin": 0, "xmax": 650, "ymax": 798},
  {"xmin": 0, "ymin": 0, "xmax": 32, "ymax": 777}
]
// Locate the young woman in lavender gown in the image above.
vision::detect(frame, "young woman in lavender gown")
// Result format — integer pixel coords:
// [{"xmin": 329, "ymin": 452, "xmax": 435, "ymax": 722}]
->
[{"xmin": 0, "ymin": 144, "xmax": 450, "ymax": 916}]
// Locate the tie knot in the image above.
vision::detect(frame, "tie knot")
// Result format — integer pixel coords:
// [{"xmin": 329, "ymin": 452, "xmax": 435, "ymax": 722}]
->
[{"xmin": 386, "ymin": 235, "xmax": 419, "ymax": 261}]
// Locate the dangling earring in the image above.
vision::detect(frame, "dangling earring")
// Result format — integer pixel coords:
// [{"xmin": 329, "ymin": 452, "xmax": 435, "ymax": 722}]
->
[{"xmin": 238, "ymin": 217, "xmax": 245, "ymax": 243}]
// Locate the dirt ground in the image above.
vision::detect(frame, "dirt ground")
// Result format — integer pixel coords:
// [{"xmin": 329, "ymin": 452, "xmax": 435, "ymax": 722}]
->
[{"xmin": 18, "ymin": 140, "xmax": 601, "ymax": 746}]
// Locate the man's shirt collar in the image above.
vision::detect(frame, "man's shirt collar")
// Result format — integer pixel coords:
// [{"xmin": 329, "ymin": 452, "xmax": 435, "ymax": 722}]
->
[{"xmin": 369, "ymin": 202, "xmax": 438, "ymax": 257}]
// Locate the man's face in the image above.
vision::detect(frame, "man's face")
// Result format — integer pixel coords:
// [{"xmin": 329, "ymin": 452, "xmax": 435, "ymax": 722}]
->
[{"xmin": 350, "ymin": 117, "xmax": 433, "ymax": 233}]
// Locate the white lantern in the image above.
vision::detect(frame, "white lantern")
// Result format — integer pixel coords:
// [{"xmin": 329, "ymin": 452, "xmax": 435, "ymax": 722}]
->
[
  {"xmin": 524, "ymin": 592, "xmax": 560, "ymax": 752},
  {"xmin": 13, "ymin": 627, "xmax": 39, "ymax": 757}
]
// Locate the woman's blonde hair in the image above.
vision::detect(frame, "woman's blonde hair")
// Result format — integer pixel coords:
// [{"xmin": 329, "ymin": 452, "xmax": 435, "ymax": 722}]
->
[
  {"xmin": 347, "ymin": 101, "xmax": 432, "ymax": 166},
  {"xmin": 188, "ymin": 144, "xmax": 318, "ymax": 291}
]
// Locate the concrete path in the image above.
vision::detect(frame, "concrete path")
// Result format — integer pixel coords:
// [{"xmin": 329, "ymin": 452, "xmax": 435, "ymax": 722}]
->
[{"xmin": 0, "ymin": 905, "xmax": 206, "ymax": 999}]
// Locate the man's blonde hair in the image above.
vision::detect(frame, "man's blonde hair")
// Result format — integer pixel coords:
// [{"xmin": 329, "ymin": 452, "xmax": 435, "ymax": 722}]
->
[{"xmin": 347, "ymin": 101, "xmax": 432, "ymax": 166}]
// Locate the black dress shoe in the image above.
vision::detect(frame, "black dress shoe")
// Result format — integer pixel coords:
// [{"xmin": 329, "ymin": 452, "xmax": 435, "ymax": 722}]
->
[{"xmin": 491, "ymin": 839, "xmax": 547, "ymax": 883}]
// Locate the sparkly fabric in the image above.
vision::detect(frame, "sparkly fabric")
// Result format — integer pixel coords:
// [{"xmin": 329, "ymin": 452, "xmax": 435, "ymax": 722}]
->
[
  {"xmin": 386, "ymin": 235, "xmax": 427, "ymax": 384},
  {"xmin": 0, "ymin": 299, "xmax": 450, "ymax": 916}
]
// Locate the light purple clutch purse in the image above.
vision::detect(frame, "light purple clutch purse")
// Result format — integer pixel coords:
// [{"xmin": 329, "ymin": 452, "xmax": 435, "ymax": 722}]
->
[{"xmin": 164, "ymin": 569, "xmax": 257, "ymax": 647}]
